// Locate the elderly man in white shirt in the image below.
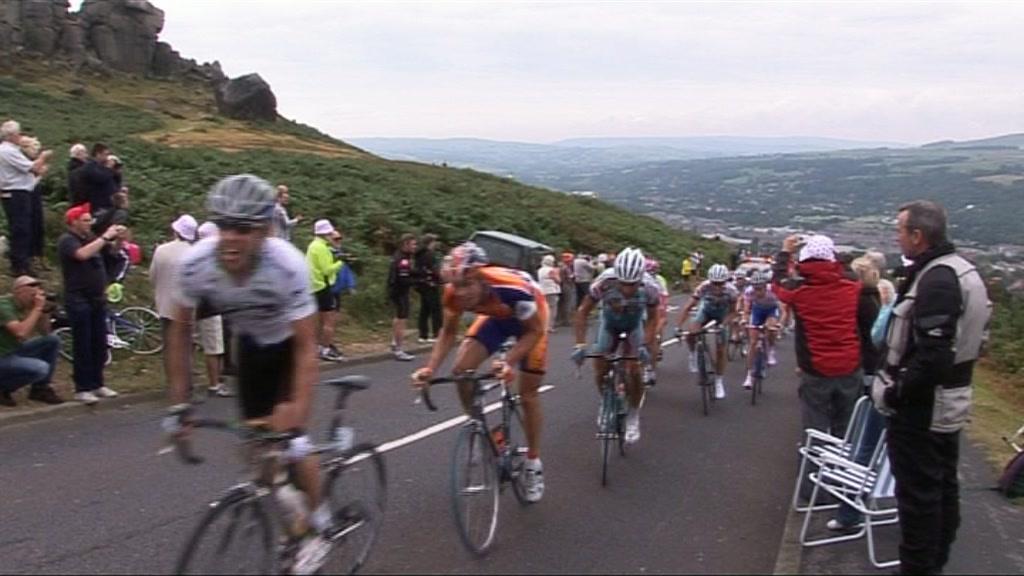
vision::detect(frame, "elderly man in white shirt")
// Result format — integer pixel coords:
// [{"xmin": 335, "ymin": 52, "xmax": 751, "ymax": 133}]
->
[
  {"xmin": 150, "ymin": 215, "xmax": 199, "ymax": 394},
  {"xmin": 0, "ymin": 120, "xmax": 52, "ymax": 276}
]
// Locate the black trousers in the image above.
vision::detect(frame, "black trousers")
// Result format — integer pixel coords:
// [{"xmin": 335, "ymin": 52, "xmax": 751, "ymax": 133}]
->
[
  {"xmin": 417, "ymin": 286, "xmax": 442, "ymax": 339},
  {"xmin": 67, "ymin": 298, "xmax": 107, "ymax": 392},
  {"xmin": 30, "ymin": 186, "xmax": 44, "ymax": 258},
  {"xmin": 887, "ymin": 419, "xmax": 961, "ymax": 575},
  {"xmin": 2, "ymin": 189, "xmax": 32, "ymax": 274}
]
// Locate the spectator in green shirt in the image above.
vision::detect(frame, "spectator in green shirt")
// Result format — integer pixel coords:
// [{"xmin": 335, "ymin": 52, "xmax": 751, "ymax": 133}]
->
[
  {"xmin": 0, "ymin": 276, "xmax": 64, "ymax": 406},
  {"xmin": 307, "ymin": 219, "xmax": 344, "ymax": 362}
]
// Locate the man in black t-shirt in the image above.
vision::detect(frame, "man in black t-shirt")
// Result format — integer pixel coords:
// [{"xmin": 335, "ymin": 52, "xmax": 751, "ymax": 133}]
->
[{"xmin": 58, "ymin": 203, "xmax": 125, "ymax": 405}]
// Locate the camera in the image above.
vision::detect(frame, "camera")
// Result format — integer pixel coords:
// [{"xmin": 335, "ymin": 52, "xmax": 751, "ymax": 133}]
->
[{"xmin": 42, "ymin": 292, "xmax": 59, "ymax": 314}]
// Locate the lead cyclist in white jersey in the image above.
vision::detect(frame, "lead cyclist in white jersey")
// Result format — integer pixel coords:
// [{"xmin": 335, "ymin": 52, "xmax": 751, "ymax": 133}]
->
[{"xmin": 162, "ymin": 174, "xmax": 330, "ymax": 575}]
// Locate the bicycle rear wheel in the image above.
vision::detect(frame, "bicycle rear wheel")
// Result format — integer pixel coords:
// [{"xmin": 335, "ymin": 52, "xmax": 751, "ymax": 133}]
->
[
  {"xmin": 175, "ymin": 489, "xmax": 276, "ymax": 575},
  {"xmin": 697, "ymin": 343, "xmax": 710, "ymax": 416},
  {"xmin": 450, "ymin": 423, "xmax": 499, "ymax": 555},
  {"xmin": 505, "ymin": 402, "xmax": 531, "ymax": 506},
  {"xmin": 54, "ymin": 327, "xmax": 73, "ymax": 361},
  {"xmin": 322, "ymin": 443, "xmax": 387, "ymax": 574},
  {"xmin": 115, "ymin": 306, "xmax": 163, "ymax": 355}
]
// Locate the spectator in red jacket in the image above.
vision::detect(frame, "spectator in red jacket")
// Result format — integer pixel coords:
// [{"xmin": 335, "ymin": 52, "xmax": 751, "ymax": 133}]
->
[{"xmin": 772, "ymin": 234, "xmax": 863, "ymax": 438}]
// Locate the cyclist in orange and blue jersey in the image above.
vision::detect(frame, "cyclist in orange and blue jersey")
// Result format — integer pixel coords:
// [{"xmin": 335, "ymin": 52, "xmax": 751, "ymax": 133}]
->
[{"xmin": 411, "ymin": 242, "xmax": 548, "ymax": 503}]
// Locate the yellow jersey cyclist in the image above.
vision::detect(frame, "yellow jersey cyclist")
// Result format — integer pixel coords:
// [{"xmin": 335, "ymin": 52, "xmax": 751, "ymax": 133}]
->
[
  {"xmin": 411, "ymin": 242, "xmax": 550, "ymax": 503},
  {"xmin": 675, "ymin": 263, "xmax": 740, "ymax": 400},
  {"xmin": 572, "ymin": 248, "xmax": 663, "ymax": 444},
  {"xmin": 162, "ymin": 175, "xmax": 330, "ymax": 575},
  {"xmin": 739, "ymin": 270, "xmax": 781, "ymax": 389}
]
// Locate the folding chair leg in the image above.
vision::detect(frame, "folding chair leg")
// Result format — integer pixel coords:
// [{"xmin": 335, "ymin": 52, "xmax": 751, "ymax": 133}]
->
[{"xmin": 866, "ymin": 511, "xmax": 900, "ymax": 568}]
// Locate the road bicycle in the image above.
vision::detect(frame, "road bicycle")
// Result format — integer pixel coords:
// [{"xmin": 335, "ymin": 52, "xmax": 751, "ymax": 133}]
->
[
  {"xmin": 53, "ymin": 304, "xmax": 162, "ymax": 364},
  {"xmin": 170, "ymin": 376, "xmax": 386, "ymax": 575},
  {"xmin": 748, "ymin": 324, "xmax": 778, "ymax": 406},
  {"xmin": 582, "ymin": 351, "xmax": 639, "ymax": 487},
  {"xmin": 682, "ymin": 320, "xmax": 722, "ymax": 416},
  {"xmin": 419, "ymin": 368, "xmax": 531, "ymax": 556}
]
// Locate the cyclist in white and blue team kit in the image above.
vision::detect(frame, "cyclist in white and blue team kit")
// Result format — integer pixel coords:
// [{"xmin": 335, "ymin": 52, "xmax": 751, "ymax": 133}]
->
[
  {"xmin": 740, "ymin": 270, "xmax": 780, "ymax": 389},
  {"xmin": 572, "ymin": 248, "xmax": 663, "ymax": 444},
  {"xmin": 675, "ymin": 263, "xmax": 739, "ymax": 399},
  {"xmin": 163, "ymin": 175, "xmax": 330, "ymax": 575}
]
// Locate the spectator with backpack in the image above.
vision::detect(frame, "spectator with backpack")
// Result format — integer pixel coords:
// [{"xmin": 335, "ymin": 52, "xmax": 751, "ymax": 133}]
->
[{"xmin": 306, "ymin": 219, "xmax": 344, "ymax": 362}]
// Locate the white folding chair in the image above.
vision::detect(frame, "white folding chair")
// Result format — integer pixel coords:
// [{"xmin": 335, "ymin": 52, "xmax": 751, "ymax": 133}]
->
[
  {"xmin": 791, "ymin": 395, "xmax": 874, "ymax": 512},
  {"xmin": 799, "ymin": 433, "xmax": 900, "ymax": 569}
]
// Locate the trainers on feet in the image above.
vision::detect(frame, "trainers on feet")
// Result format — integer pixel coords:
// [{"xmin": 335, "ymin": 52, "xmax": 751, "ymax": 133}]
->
[
  {"xmin": 394, "ymin": 350, "xmax": 414, "ymax": 362},
  {"xmin": 319, "ymin": 347, "xmax": 344, "ymax": 362},
  {"xmin": 293, "ymin": 534, "xmax": 331, "ymax": 575},
  {"xmin": 107, "ymin": 334, "xmax": 130, "ymax": 350},
  {"xmin": 714, "ymin": 379, "xmax": 726, "ymax": 399},
  {"xmin": 768, "ymin": 348, "xmax": 778, "ymax": 366},
  {"xmin": 688, "ymin": 352, "xmax": 698, "ymax": 373},
  {"xmin": 417, "ymin": 337, "xmax": 429, "ymax": 344},
  {"xmin": 743, "ymin": 374, "xmax": 753, "ymax": 390},
  {"xmin": 0, "ymin": 391, "xmax": 16, "ymax": 407},
  {"xmin": 28, "ymin": 387, "xmax": 65, "ymax": 405},
  {"xmin": 94, "ymin": 386, "xmax": 119, "ymax": 399},
  {"xmin": 624, "ymin": 410, "xmax": 641, "ymax": 444},
  {"xmin": 208, "ymin": 383, "xmax": 233, "ymax": 397},
  {"xmin": 523, "ymin": 458, "xmax": 545, "ymax": 503},
  {"xmin": 75, "ymin": 391, "xmax": 99, "ymax": 405}
]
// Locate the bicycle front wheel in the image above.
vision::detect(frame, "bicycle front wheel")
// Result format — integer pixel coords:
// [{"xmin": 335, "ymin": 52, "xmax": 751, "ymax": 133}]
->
[
  {"xmin": 752, "ymin": 347, "xmax": 765, "ymax": 406},
  {"xmin": 450, "ymin": 423, "xmax": 499, "ymax": 555},
  {"xmin": 115, "ymin": 306, "xmax": 163, "ymax": 355},
  {"xmin": 322, "ymin": 443, "xmax": 387, "ymax": 574},
  {"xmin": 175, "ymin": 489, "xmax": 276, "ymax": 575}
]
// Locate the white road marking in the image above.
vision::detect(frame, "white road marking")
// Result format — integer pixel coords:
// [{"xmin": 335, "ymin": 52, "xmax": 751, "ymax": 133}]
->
[{"xmin": 343, "ymin": 384, "xmax": 555, "ymax": 464}]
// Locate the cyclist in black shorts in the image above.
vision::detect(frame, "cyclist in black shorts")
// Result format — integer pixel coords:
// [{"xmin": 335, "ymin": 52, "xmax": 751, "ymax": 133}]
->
[{"xmin": 162, "ymin": 174, "xmax": 330, "ymax": 574}]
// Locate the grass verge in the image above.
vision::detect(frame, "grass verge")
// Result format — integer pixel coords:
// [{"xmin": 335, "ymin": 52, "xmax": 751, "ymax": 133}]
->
[{"xmin": 968, "ymin": 361, "xmax": 1024, "ymax": 489}]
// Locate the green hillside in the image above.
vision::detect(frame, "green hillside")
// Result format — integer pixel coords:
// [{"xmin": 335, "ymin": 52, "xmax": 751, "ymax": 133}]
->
[{"xmin": 0, "ymin": 63, "xmax": 724, "ymax": 327}]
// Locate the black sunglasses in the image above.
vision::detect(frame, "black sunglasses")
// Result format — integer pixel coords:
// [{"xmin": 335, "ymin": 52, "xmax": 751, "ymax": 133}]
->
[{"xmin": 213, "ymin": 219, "xmax": 262, "ymax": 234}]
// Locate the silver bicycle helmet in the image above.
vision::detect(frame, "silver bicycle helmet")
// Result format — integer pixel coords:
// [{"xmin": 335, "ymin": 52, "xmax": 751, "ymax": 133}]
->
[
  {"xmin": 708, "ymin": 263, "xmax": 730, "ymax": 283},
  {"xmin": 614, "ymin": 247, "xmax": 646, "ymax": 283},
  {"xmin": 206, "ymin": 174, "xmax": 276, "ymax": 222},
  {"xmin": 750, "ymin": 270, "xmax": 769, "ymax": 285}
]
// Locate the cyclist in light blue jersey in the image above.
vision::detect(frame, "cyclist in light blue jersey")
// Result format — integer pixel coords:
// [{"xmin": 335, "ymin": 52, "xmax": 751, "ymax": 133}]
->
[{"xmin": 573, "ymin": 247, "xmax": 663, "ymax": 444}]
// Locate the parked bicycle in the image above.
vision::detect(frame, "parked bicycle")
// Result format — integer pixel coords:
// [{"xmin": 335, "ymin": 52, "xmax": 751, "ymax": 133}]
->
[
  {"xmin": 52, "ymin": 304, "xmax": 162, "ymax": 364},
  {"xmin": 681, "ymin": 320, "xmax": 722, "ymax": 416},
  {"xmin": 581, "ymin": 351, "xmax": 637, "ymax": 487},
  {"xmin": 419, "ymin": 369, "xmax": 531, "ymax": 556},
  {"xmin": 170, "ymin": 376, "xmax": 386, "ymax": 575}
]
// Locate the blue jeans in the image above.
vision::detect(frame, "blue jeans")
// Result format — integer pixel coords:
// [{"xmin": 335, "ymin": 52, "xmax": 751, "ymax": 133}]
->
[
  {"xmin": 835, "ymin": 400, "xmax": 887, "ymax": 526},
  {"xmin": 0, "ymin": 335, "xmax": 59, "ymax": 393},
  {"xmin": 67, "ymin": 298, "xmax": 107, "ymax": 392}
]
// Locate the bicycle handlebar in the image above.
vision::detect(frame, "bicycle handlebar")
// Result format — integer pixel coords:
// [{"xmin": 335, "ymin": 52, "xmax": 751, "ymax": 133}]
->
[{"xmin": 418, "ymin": 372, "xmax": 498, "ymax": 412}]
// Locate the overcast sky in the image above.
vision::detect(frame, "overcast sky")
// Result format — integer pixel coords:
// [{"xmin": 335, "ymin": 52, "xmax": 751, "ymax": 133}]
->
[{"xmin": 91, "ymin": 1, "xmax": 1024, "ymax": 144}]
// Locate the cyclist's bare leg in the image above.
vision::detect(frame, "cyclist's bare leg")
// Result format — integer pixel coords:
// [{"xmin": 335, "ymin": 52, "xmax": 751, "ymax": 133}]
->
[
  {"xmin": 746, "ymin": 326, "xmax": 760, "ymax": 372},
  {"xmin": 294, "ymin": 455, "xmax": 323, "ymax": 510},
  {"xmin": 452, "ymin": 337, "xmax": 490, "ymax": 411},
  {"xmin": 715, "ymin": 333, "xmax": 727, "ymax": 375},
  {"xmin": 518, "ymin": 371, "xmax": 543, "ymax": 459},
  {"xmin": 624, "ymin": 359, "xmax": 643, "ymax": 408},
  {"xmin": 593, "ymin": 356, "xmax": 610, "ymax": 396}
]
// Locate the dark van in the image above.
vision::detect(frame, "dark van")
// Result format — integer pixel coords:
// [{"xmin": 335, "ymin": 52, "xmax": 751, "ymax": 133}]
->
[{"xmin": 469, "ymin": 230, "xmax": 553, "ymax": 280}]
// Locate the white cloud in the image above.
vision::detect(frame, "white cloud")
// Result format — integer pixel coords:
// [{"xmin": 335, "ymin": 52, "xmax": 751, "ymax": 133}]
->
[{"xmin": 135, "ymin": 0, "xmax": 1024, "ymax": 143}]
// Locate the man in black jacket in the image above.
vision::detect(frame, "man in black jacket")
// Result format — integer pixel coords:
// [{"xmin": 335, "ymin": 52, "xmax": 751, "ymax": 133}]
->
[
  {"xmin": 79, "ymin": 143, "xmax": 118, "ymax": 215},
  {"xmin": 413, "ymin": 233, "xmax": 442, "ymax": 343},
  {"xmin": 388, "ymin": 233, "xmax": 417, "ymax": 361},
  {"xmin": 879, "ymin": 200, "xmax": 990, "ymax": 575}
]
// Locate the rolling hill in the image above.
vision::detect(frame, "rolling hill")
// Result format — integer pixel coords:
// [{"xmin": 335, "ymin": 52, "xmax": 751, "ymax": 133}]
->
[{"xmin": 0, "ymin": 57, "xmax": 725, "ymax": 326}]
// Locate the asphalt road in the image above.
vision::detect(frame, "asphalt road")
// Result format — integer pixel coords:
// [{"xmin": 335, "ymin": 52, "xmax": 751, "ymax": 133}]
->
[{"xmin": 0, "ymin": 315, "xmax": 806, "ymax": 574}]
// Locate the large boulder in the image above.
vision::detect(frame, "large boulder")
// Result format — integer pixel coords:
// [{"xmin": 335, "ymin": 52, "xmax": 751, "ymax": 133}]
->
[
  {"xmin": 216, "ymin": 74, "xmax": 277, "ymax": 122},
  {"xmin": 79, "ymin": 0, "xmax": 164, "ymax": 75}
]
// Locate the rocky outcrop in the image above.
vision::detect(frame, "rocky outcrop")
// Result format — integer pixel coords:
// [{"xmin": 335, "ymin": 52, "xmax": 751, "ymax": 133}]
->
[
  {"xmin": 0, "ymin": 0, "xmax": 226, "ymax": 83},
  {"xmin": 216, "ymin": 74, "xmax": 277, "ymax": 122},
  {"xmin": 0, "ymin": 0, "xmax": 276, "ymax": 120}
]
